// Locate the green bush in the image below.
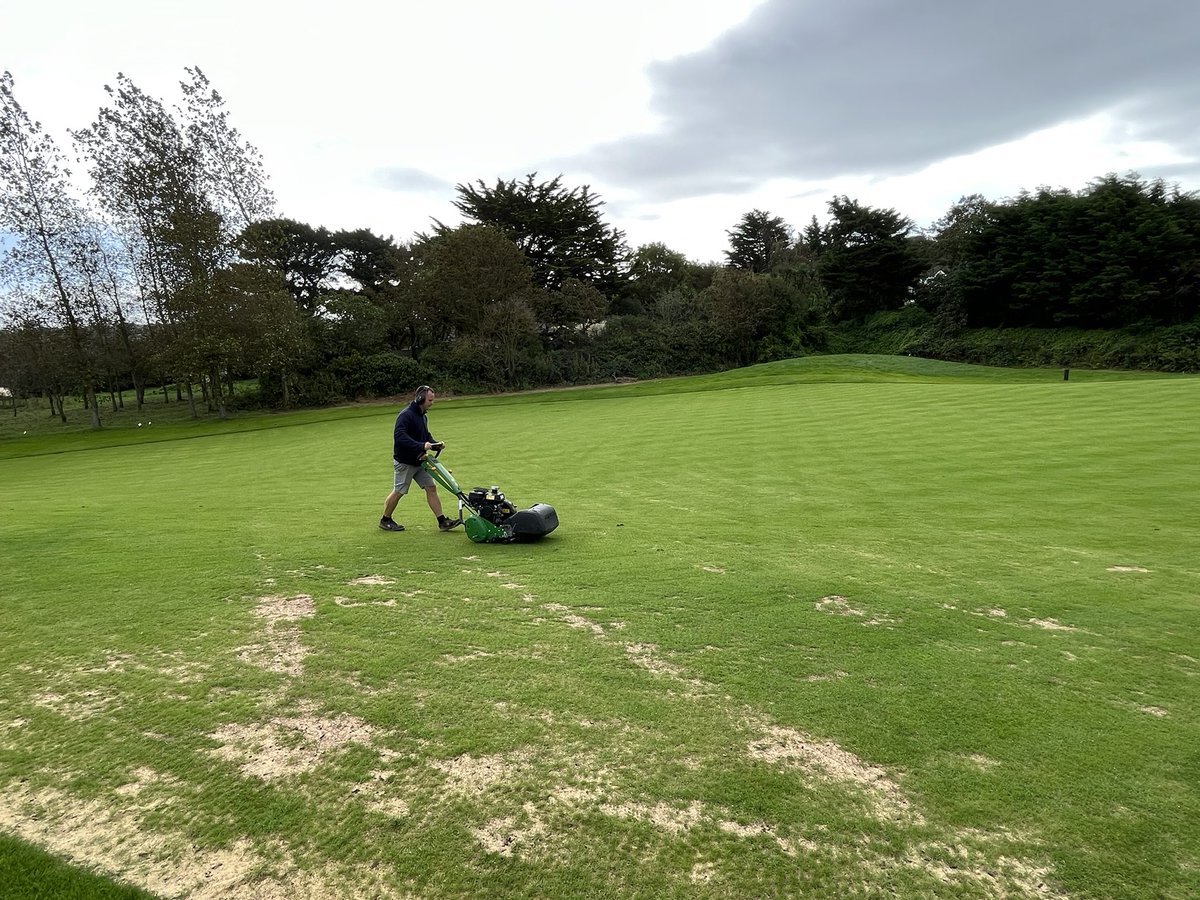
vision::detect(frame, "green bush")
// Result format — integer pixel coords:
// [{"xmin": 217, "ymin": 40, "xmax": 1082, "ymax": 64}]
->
[
  {"xmin": 828, "ymin": 313, "xmax": 1200, "ymax": 372},
  {"xmin": 329, "ymin": 353, "xmax": 429, "ymax": 399},
  {"xmin": 593, "ymin": 315, "xmax": 725, "ymax": 379}
]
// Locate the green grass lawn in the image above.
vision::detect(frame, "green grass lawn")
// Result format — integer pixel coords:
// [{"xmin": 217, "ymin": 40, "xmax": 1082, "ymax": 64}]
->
[{"xmin": 1, "ymin": 355, "xmax": 1198, "ymax": 898}]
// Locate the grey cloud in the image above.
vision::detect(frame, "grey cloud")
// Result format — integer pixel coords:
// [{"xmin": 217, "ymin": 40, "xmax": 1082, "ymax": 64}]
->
[
  {"xmin": 371, "ymin": 166, "xmax": 453, "ymax": 194},
  {"xmin": 570, "ymin": 0, "xmax": 1200, "ymax": 200}
]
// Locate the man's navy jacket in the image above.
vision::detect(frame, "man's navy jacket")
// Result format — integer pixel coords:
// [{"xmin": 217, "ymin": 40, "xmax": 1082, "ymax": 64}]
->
[{"xmin": 393, "ymin": 401, "xmax": 435, "ymax": 465}]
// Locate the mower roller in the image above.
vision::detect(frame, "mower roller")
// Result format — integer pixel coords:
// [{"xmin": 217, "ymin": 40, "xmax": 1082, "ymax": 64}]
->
[{"xmin": 420, "ymin": 445, "xmax": 558, "ymax": 543}]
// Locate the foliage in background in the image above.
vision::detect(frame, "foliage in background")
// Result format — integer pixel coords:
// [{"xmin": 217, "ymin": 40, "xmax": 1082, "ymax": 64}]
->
[{"xmin": 2, "ymin": 72, "xmax": 1199, "ymax": 430}]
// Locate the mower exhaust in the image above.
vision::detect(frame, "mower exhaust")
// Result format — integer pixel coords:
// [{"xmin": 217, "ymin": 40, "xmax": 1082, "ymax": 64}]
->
[{"xmin": 421, "ymin": 448, "xmax": 558, "ymax": 544}]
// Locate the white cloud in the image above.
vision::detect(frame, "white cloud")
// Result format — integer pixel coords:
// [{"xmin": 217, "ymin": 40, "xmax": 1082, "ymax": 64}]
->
[{"xmin": 3, "ymin": 0, "xmax": 1196, "ymax": 263}]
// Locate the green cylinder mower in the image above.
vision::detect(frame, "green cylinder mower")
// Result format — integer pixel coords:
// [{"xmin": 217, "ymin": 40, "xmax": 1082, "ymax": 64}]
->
[{"xmin": 420, "ymin": 446, "xmax": 559, "ymax": 544}]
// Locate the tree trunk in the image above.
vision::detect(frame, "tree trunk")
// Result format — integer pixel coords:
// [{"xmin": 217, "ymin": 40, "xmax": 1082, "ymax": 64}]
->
[
  {"xmin": 210, "ymin": 366, "xmax": 227, "ymax": 420},
  {"xmin": 86, "ymin": 385, "xmax": 101, "ymax": 430},
  {"xmin": 185, "ymin": 382, "xmax": 198, "ymax": 419},
  {"xmin": 282, "ymin": 372, "xmax": 291, "ymax": 409}
]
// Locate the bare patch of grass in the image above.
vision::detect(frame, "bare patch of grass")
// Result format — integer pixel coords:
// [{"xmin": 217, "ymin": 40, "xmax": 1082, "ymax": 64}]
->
[
  {"xmin": 815, "ymin": 595, "xmax": 896, "ymax": 626},
  {"xmin": 966, "ymin": 754, "xmax": 1002, "ymax": 771},
  {"xmin": 1028, "ymin": 618, "xmax": 1080, "ymax": 632},
  {"xmin": 32, "ymin": 689, "xmax": 115, "ymax": 721},
  {"xmin": 235, "ymin": 594, "xmax": 315, "ymax": 677},
  {"xmin": 600, "ymin": 800, "xmax": 705, "ymax": 834},
  {"xmin": 430, "ymin": 748, "xmax": 533, "ymax": 797},
  {"xmin": 747, "ymin": 724, "xmax": 921, "ymax": 825},
  {"xmin": 0, "ymin": 783, "xmax": 272, "ymax": 899},
  {"xmin": 207, "ymin": 702, "xmax": 377, "ymax": 780},
  {"xmin": 252, "ymin": 594, "xmax": 315, "ymax": 623}
]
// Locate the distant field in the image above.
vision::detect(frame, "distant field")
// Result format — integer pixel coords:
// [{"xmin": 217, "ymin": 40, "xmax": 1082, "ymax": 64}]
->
[{"xmin": 1, "ymin": 355, "xmax": 1197, "ymax": 898}]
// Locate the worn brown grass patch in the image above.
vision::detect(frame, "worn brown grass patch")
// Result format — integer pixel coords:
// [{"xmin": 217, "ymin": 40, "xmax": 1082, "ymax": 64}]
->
[
  {"xmin": 207, "ymin": 702, "xmax": 376, "ymax": 780},
  {"xmin": 430, "ymin": 747, "xmax": 533, "ymax": 796},
  {"xmin": 747, "ymin": 724, "xmax": 921, "ymax": 824}
]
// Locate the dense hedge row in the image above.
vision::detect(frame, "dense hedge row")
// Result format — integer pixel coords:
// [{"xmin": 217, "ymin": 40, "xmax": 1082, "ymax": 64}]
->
[{"xmin": 828, "ymin": 308, "xmax": 1200, "ymax": 372}]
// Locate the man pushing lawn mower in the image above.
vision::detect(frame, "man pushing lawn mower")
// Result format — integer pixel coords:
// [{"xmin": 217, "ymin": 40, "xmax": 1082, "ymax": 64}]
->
[
  {"xmin": 379, "ymin": 385, "xmax": 462, "ymax": 533},
  {"xmin": 379, "ymin": 384, "xmax": 558, "ymax": 543}
]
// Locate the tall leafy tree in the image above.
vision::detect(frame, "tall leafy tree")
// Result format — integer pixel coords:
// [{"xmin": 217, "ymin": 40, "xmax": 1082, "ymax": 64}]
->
[
  {"xmin": 0, "ymin": 300, "xmax": 76, "ymax": 420},
  {"xmin": 445, "ymin": 173, "xmax": 629, "ymax": 296},
  {"xmin": 620, "ymin": 242, "xmax": 701, "ymax": 315},
  {"xmin": 725, "ymin": 209, "xmax": 791, "ymax": 273},
  {"xmin": 703, "ymin": 269, "xmax": 802, "ymax": 366},
  {"xmin": 412, "ymin": 224, "xmax": 535, "ymax": 354},
  {"xmin": 329, "ymin": 228, "xmax": 416, "ymax": 356},
  {"xmin": 953, "ymin": 176, "xmax": 1200, "ymax": 328},
  {"xmin": 67, "ymin": 222, "xmax": 147, "ymax": 411},
  {"xmin": 0, "ymin": 70, "xmax": 102, "ymax": 427},
  {"xmin": 221, "ymin": 262, "xmax": 309, "ymax": 408},
  {"xmin": 333, "ymin": 228, "xmax": 411, "ymax": 297},
  {"xmin": 75, "ymin": 73, "xmax": 232, "ymax": 416},
  {"xmin": 928, "ymin": 194, "xmax": 994, "ymax": 270},
  {"xmin": 178, "ymin": 66, "xmax": 275, "ymax": 233},
  {"xmin": 528, "ymin": 277, "xmax": 606, "ymax": 343},
  {"xmin": 239, "ymin": 218, "xmax": 340, "ymax": 316},
  {"xmin": 818, "ymin": 196, "xmax": 924, "ymax": 321},
  {"xmin": 473, "ymin": 297, "xmax": 541, "ymax": 387}
]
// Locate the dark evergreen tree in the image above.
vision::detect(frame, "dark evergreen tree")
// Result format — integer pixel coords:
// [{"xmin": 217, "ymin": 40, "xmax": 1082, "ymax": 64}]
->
[
  {"xmin": 239, "ymin": 218, "xmax": 339, "ymax": 316},
  {"xmin": 953, "ymin": 175, "xmax": 1200, "ymax": 328},
  {"xmin": 818, "ymin": 197, "xmax": 924, "ymax": 321},
  {"xmin": 725, "ymin": 209, "xmax": 791, "ymax": 273},
  {"xmin": 444, "ymin": 173, "xmax": 629, "ymax": 296}
]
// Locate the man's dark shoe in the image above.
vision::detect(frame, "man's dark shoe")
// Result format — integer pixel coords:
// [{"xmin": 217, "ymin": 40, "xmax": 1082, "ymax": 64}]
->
[
  {"xmin": 379, "ymin": 517, "xmax": 405, "ymax": 532},
  {"xmin": 438, "ymin": 517, "xmax": 463, "ymax": 531}
]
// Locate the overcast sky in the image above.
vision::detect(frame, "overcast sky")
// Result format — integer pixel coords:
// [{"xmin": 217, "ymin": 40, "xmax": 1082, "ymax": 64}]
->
[{"xmin": 4, "ymin": 0, "xmax": 1198, "ymax": 263}]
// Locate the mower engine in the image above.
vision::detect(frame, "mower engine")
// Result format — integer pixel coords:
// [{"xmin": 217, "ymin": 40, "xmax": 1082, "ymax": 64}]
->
[{"xmin": 466, "ymin": 486, "xmax": 515, "ymax": 524}]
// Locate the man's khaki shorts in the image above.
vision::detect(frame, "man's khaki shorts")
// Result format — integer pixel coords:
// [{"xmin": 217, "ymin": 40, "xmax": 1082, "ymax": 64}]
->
[{"xmin": 393, "ymin": 460, "xmax": 434, "ymax": 496}]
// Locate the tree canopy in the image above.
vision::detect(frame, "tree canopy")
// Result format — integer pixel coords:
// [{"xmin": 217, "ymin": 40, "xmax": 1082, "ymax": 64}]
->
[
  {"xmin": 3, "ymin": 66, "xmax": 1200, "ymax": 420},
  {"xmin": 445, "ymin": 173, "xmax": 629, "ymax": 298},
  {"xmin": 725, "ymin": 209, "xmax": 791, "ymax": 274}
]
